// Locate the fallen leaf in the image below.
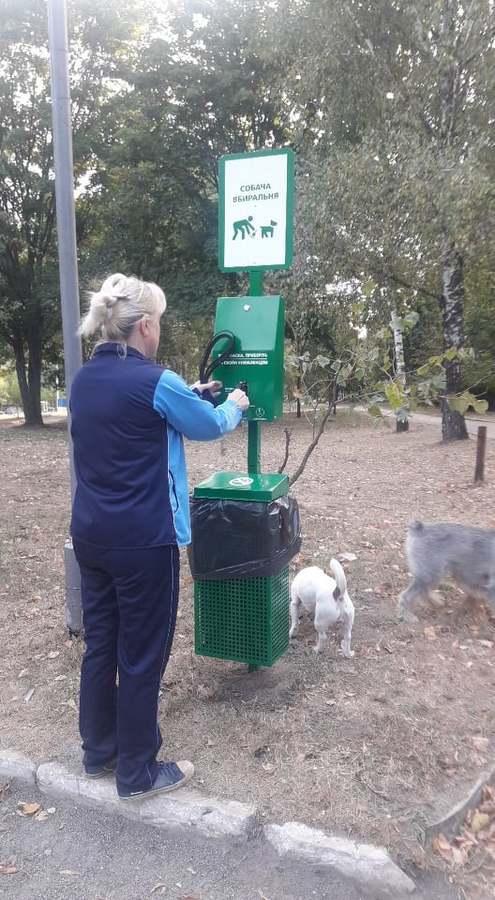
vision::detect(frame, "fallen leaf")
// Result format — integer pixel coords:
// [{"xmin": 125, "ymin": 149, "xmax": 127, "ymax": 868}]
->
[
  {"xmin": 339, "ymin": 552, "xmax": 357, "ymax": 562},
  {"xmin": 479, "ymin": 798, "xmax": 495, "ymax": 814},
  {"xmin": 0, "ymin": 864, "xmax": 17, "ymax": 876},
  {"xmin": 478, "ymin": 640, "xmax": 493, "ymax": 649},
  {"xmin": 196, "ymin": 684, "xmax": 215, "ymax": 700},
  {"xmin": 23, "ymin": 688, "xmax": 35, "ymax": 703},
  {"xmin": 17, "ymin": 802, "xmax": 41, "ymax": 817},
  {"xmin": 66, "ymin": 699, "xmax": 77, "ymax": 712},
  {"xmin": 35, "ymin": 811, "xmax": 49, "ymax": 823},
  {"xmin": 47, "ymin": 651, "xmax": 60, "ymax": 660},
  {"xmin": 451, "ymin": 845, "xmax": 469, "ymax": 866},
  {"xmin": 478, "ymin": 822, "xmax": 495, "ymax": 841},
  {"xmin": 471, "ymin": 735, "xmax": 489, "ymax": 752},
  {"xmin": 424, "ymin": 626, "xmax": 437, "ymax": 641},
  {"xmin": 262, "ymin": 763, "xmax": 275, "ymax": 774},
  {"xmin": 150, "ymin": 885, "xmax": 167, "ymax": 895},
  {"xmin": 18, "ymin": 669, "xmax": 29, "ymax": 678},
  {"xmin": 471, "ymin": 809, "xmax": 491, "ymax": 836},
  {"xmin": 456, "ymin": 830, "xmax": 478, "ymax": 850},
  {"xmin": 433, "ymin": 833, "xmax": 453, "ymax": 862},
  {"xmin": 59, "ymin": 869, "xmax": 80, "ymax": 876}
]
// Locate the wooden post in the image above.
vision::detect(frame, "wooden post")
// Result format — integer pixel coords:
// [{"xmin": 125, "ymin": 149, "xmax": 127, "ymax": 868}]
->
[{"xmin": 474, "ymin": 426, "xmax": 487, "ymax": 483}]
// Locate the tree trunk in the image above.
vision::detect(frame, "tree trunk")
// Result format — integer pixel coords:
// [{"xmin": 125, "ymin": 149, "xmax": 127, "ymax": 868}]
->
[
  {"xmin": 391, "ymin": 309, "xmax": 409, "ymax": 433},
  {"xmin": 331, "ymin": 380, "xmax": 338, "ymax": 415},
  {"xmin": 12, "ymin": 335, "xmax": 44, "ymax": 426},
  {"xmin": 27, "ymin": 331, "xmax": 44, "ymax": 426},
  {"xmin": 439, "ymin": 243, "xmax": 468, "ymax": 441},
  {"xmin": 296, "ymin": 373, "xmax": 302, "ymax": 418}
]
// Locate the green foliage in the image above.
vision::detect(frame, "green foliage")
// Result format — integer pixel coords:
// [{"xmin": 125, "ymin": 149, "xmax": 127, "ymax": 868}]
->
[
  {"xmin": 1, "ymin": 0, "xmax": 493, "ymax": 433},
  {"xmin": 0, "ymin": 0, "xmax": 145, "ymax": 421},
  {"xmin": 0, "ymin": 366, "xmax": 21, "ymax": 407}
]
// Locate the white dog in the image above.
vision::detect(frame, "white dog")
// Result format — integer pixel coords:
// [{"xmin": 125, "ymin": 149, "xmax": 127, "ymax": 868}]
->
[{"xmin": 289, "ymin": 559, "xmax": 355, "ymax": 656}]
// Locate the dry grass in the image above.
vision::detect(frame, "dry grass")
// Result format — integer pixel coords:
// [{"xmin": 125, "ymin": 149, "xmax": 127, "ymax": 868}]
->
[{"xmin": 1, "ymin": 412, "xmax": 495, "ymax": 878}]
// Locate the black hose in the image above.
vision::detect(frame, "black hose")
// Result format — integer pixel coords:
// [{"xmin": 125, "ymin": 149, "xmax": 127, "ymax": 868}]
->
[{"xmin": 199, "ymin": 330, "xmax": 236, "ymax": 384}]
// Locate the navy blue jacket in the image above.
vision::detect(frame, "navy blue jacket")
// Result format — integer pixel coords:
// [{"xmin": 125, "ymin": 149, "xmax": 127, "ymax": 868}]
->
[{"xmin": 70, "ymin": 342, "xmax": 241, "ymax": 549}]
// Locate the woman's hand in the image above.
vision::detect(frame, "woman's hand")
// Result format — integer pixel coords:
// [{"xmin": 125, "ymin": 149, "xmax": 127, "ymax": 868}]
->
[
  {"xmin": 228, "ymin": 388, "xmax": 249, "ymax": 411},
  {"xmin": 190, "ymin": 380, "xmax": 223, "ymax": 398}
]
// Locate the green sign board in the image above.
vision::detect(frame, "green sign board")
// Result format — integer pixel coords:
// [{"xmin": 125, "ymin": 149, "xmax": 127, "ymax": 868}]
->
[{"xmin": 218, "ymin": 148, "xmax": 294, "ymax": 273}]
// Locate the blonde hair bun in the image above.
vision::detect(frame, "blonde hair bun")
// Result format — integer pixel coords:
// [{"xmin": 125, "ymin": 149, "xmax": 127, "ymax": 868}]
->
[{"xmin": 79, "ymin": 274, "xmax": 166, "ymax": 341}]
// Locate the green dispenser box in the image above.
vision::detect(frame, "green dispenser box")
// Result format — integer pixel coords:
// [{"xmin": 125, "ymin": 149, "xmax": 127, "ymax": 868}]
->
[{"xmin": 212, "ymin": 295, "xmax": 284, "ymax": 421}]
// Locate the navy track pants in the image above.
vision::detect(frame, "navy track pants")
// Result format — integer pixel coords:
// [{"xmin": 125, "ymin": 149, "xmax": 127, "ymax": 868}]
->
[{"xmin": 73, "ymin": 540, "xmax": 180, "ymax": 794}]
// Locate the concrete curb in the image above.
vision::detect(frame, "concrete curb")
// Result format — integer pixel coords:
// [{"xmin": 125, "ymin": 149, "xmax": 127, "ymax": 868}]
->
[
  {"xmin": 1, "ymin": 749, "xmax": 415, "ymax": 898},
  {"xmin": 266, "ymin": 821, "xmax": 415, "ymax": 898},
  {"xmin": 0, "ymin": 749, "xmax": 36, "ymax": 785},
  {"xmin": 424, "ymin": 763, "xmax": 495, "ymax": 842},
  {"xmin": 36, "ymin": 761, "xmax": 257, "ymax": 839}
]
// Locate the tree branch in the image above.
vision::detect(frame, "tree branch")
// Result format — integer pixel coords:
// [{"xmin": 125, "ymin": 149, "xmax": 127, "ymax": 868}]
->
[
  {"xmin": 278, "ymin": 426, "xmax": 292, "ymax": 474},
  {"xmin": 289, "ymin": 405, "xmax": 332, "ymax": 487}
]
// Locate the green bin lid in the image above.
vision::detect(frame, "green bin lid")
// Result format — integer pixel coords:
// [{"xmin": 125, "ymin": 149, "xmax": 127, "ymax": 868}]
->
[{"xmin": 193, "ymin": 471, "xmax": 289, "ymax": 502}]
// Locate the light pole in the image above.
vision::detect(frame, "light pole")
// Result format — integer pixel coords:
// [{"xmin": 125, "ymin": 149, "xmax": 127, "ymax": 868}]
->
[{"xmin": 47, "ymin": 0, "xmax": 83, "ymax": 634}]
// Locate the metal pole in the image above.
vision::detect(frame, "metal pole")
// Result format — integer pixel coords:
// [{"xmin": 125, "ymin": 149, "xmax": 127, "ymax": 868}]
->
[
  {"xmin": 474, "ymin": 425, "xmax": 487, "ymax": 483},
  {"xmin": 247, "ymin": 271, "xmax": 263, "ymax": 474},
  {"xmin": 48, "ymin": 0, "xmax": 83, "ymax": 635}
]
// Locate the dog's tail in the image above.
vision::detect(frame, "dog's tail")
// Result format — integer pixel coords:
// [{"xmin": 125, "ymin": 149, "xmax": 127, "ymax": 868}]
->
[{"xmin": 329, "ymin": 558, "xmax": 347, "ymax": 601}]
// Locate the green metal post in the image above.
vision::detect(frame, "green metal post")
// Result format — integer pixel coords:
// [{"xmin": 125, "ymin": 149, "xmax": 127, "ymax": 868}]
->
[
  {"xmin": 248, "ymin": 270, "xmax": 263, "ymax": 296},
  {"xmin": 247, "ymin": 270, "xmax": 262, "ymax": 475},
  {"xmin": 248, "ymin": 270, "xmax": 262, "ymax": 667},
  {"xmin": 247, "ymin": 420, "xmax": 261, "ymax": 473}
]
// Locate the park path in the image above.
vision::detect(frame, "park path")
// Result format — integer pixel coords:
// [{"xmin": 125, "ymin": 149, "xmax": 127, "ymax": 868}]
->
[
  {"xmin": 385, "ymin": 409, "xmax": 495, "ymax": 439},
  {"xmin": 0, "ymin": 782, "xmax": 457, "ymax": 900}
]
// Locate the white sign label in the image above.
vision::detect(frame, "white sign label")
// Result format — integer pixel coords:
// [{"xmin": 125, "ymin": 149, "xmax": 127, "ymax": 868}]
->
[
  {"xmin": 220, "ymin": 151, "xmax": 292, "ymax": 271},
  {"xmin": 228, "ymin": 476, "xmax": 254, "ymax": 487}
]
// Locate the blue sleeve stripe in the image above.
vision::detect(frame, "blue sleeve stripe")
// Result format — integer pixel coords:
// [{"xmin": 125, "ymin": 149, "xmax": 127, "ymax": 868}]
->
[
  {"xmin": 153, "ymin": 370, "xmax": 242, "ymax": 441},
  {"xmin": 166, "ymin": 425, "xmax": 191, "ymax": 546}
]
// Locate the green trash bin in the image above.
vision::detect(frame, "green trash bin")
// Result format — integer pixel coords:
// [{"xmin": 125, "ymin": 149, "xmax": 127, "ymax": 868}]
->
[{"xmin": 190, "ymin": 472, "xmax": 300, "ymax": 668}]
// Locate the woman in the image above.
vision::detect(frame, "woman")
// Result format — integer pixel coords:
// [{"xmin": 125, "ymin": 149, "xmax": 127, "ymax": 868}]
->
[{"xmin": 70, "ymin": 273, "xmax": 248, "ymax": 800}]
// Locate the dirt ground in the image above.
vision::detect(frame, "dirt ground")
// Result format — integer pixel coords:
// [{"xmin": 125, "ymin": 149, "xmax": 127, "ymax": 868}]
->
[{"xmin": 1, "ymin": 412, "xmax": 495, "ymax": 894}]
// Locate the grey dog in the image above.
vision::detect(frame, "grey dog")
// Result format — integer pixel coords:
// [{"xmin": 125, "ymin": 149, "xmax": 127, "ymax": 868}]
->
[{"xmin": 398, "ymin": 521, "xmax": 495, "ymax": 623}]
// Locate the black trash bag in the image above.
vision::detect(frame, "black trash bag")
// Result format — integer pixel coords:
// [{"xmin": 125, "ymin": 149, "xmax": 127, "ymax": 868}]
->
[{"xmin": 188, "ymin": 495, "xmax": 301, "ymax": 581}]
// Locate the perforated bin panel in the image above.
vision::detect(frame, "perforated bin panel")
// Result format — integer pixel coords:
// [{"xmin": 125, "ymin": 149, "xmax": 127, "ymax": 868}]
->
[{"xmin": 194, "ymin": 568, "xmax": 289, "ymax": 667}]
